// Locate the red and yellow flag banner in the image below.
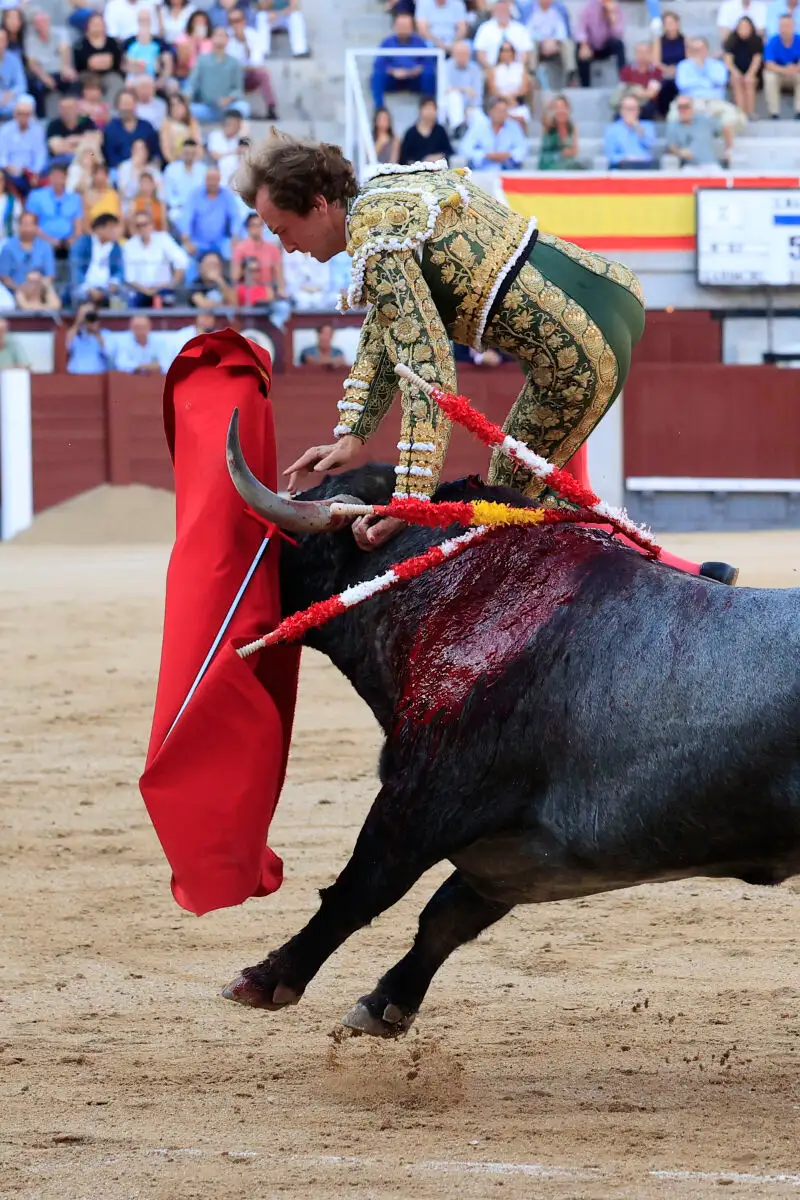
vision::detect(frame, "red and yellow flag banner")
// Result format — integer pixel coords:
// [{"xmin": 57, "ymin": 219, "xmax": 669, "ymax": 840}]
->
[{"xmin": 501, "ymin": 175, "xmax": 800, "ymax": 252}]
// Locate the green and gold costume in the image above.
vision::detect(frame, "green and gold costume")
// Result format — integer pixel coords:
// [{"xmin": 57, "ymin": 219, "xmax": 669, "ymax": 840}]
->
[{"xmin": 335, "ymin": 161, "xmax": 646, "ymax": 499}]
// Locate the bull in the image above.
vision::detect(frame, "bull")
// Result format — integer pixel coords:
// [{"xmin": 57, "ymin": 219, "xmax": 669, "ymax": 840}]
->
[{"xmin": 222, "ymin": 422, "xmax": 800, "ymax": 1038}]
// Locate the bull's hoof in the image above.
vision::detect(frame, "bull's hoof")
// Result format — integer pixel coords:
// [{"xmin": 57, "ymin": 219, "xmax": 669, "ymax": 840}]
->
[
  {"xmin": 221, "ymin": 967, "xmax": 301, "ymax": 1011},
  {"xmin": 340, "ymin": 999, "xmax": 416, "ymax": 1039}
]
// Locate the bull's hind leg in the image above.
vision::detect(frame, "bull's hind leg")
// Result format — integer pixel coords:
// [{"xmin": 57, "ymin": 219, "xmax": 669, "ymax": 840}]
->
[{"xmin": 341, "ymin": 871, "xmax": 511, "ymax": 1038}]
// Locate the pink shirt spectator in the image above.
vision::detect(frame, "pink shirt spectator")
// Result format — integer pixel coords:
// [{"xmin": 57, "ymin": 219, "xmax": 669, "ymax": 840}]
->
[
  {"xmin": 575, "ymin": 0, "xmax": 625, "ymax": 49},
  {"xmin": 232, "ymin": 237, "xmax": 281, "ymax": 286},
  {"xmin": 175, "ymin": 33, "xmax": 212, "ymax": 69}
]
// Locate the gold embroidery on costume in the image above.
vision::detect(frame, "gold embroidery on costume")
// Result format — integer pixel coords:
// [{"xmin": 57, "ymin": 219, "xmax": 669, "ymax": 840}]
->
[{"xmin": 536, "ymin": 231, "xmax": 646, "ymax": 308}]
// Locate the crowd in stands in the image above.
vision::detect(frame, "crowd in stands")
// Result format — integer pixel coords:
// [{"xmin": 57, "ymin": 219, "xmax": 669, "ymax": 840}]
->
[{"xmin": 371, "ymin": 0, "xmax": 800, "ymax": 173}]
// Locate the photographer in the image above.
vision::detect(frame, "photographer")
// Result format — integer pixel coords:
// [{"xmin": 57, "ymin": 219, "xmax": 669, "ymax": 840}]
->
[{"xmin": 66, "ymin": 303, "xmax": 110, "ymax": 374}]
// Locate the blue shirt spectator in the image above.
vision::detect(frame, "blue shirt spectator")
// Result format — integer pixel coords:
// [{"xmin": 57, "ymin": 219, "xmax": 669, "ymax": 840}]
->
[
  {"xmin": 70, "ymin": 214, "xmax": 125, "ymax": 302},
  {"xmin": 181, "ymin": 168, "xmax": 240, "ymax": 256},
  {"xmin": 0, "ymin": 30, "xmax": 27, "ymax": 118},
  {"xmin": 0, "ymin": 210, "xmax": 55, "ymax": 285},
  {"xmin": 764, "ymin": 28, "xmax": 800, "ymax": 62},
  {"xmin": 766, "ymin": 0, "xmax": 800, "ymax": 38},
  {"xmin": 26, "ymin": 164, "xmax": 83, "ymax": 245},
  {"xmin": 371, "ymin": 14, "xmax": 437, "ymax": 110},
  {"xmin": 102, "ymin": 88, "xmax": 160, "ymax": 169},
  {"xmin": 111, "ymin": 315, "xmax": 165, "ymax": 373},
  {"xmin": 66, "ymin": 308, "xmax": 112, "ymax": 374},
  {"xmin": 460, "ymin": 101, "xmax": 528, "ymax": 170},
  {"xmin": 162, "ymin": 141, "xmax": 207, "ymax": 224},
  {"xmin": 0, "ymin": 98, "xmax": 47, "ymax": 179},
  {"xmin": 676, "ymin": 41, "xmax": 729, "ymax": 99},
  {"xmin": 604, "ymin": 97, "xmax": 658, "ymax": 166}
]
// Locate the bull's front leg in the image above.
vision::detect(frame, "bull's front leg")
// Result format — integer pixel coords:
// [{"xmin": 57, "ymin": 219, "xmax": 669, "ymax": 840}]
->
[{"xmin": 222, "ymin": 780, "xmax": 464, "ymax": 1012}]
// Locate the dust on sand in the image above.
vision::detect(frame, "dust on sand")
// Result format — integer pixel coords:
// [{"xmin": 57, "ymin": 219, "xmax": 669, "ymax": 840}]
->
[{"xmin": 1, "ymin": 504, "xmax": 799, "ymax": 1200}]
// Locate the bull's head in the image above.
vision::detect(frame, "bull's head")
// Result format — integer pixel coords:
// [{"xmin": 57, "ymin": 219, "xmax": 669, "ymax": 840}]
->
[{"xmin": 226, "ymin": 408, "xmax": 362, "ymax": 534}]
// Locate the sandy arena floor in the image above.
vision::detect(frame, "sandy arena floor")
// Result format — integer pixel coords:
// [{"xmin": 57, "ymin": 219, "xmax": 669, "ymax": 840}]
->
[{"xmin": 1, "ymin": 524, "xmax": 800, "ymax": 1200}]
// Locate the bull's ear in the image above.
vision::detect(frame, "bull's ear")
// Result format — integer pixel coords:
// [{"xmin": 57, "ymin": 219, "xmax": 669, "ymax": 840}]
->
[{"xmin": 342, "ymin": 463, "xmax": 396, "ymax": 507}]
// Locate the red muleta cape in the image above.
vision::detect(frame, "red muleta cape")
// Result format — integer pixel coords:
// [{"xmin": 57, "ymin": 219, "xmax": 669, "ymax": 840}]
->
[{"xmin": 139, "ymin": 329, "xmax": 301, "ymax": 916}]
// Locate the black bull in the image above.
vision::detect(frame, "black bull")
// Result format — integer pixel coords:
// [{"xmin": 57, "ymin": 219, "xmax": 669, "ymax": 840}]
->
[{"xmin": 222, "ymin": 434, "xmax": 800, "ymax": 1038}]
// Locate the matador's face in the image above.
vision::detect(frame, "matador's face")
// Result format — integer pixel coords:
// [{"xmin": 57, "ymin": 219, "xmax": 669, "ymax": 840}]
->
[{"xmin": 256, "ymin": 188, "xmax": 347, "ymax": 263}]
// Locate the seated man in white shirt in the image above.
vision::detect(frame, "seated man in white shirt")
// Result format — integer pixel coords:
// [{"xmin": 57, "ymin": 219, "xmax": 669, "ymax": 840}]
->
[
  {"xmin": 460, "ymin": 96, "xmax": 529, "ymax": 168},
  {"xmin": 111, "ymin": 313, "xmax": 165, "ymax": 373},
  {"xmin": 206, "ymin": 108, "xmax": 245, "ymax": 187},
  {"xmin": 528, "ymin": 0, "xmax": 577, "ymax": 79},
  {"xmin": 162, "ymin": 137, "xmax": 207, "ymax": 231},
  {"xmin": 717, "ymin": 0, "xmax": 767, "ymax": 42},
  {"xmin": 474, "ymin": 0, "xmax": 533, "ymax": 67},
  {"xmin": 225, "ymin": 7, "xmax": 278, "ymax": 118},
  {"xmin": 282, "ymin": 247, "xmax": 337, "ymax": 311},
  {"xmin": 122, "ymin": 210, "xmax": 189, "ymax": 307}
]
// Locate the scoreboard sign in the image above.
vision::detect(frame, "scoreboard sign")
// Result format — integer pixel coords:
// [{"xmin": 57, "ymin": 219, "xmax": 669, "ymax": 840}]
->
[{"xmin": 696, "ymin": 188, "xmax": 800, "ymax": 286}]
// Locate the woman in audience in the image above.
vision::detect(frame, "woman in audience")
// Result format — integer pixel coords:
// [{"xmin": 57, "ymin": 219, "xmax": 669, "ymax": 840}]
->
[
  {"xmin": 2, "ymin": 7, "xmax": 27, "ymax": 66},
  {"xmin": 126, "ymin": 171, "xmax": 166, "ymax": 233},
  {"xmin": 174, "ymin": 10, "xmax": 212, "ymax": 83},
  {"xmin": 117, "ymin": 138, "xmax": 162, "ymax": 206},
  {"xmin": 78, "ymin": 73, "xmax": 111, "ymax": 129},
  {"xmin": 73, "ymin": 14, "xmax": 124, "ymax": 103},
  {"xmin": 652, "ymin": 10, "xmax": 686, "ymax": 117},
  {"xmin": 372, "ymin": 107, "xmax": 400, "ymax": 164},
  {"xmin": 160, "ymin": 93, "xmax": 202, "ymax": 163},
  {"xmin": 190, "ymin": 250, "xmax": 237, "ymax": 309},
  {"xmin": 723, "ymin": 15, "xmax": 762, "ymax": 120},
  {"xmin": 486, "ymin": 40, "xmax": 534, "ymax": 131},
  {"xmin": 0, "ymin": 169, "xmax": 22, "ymax": 241},
  {"xmin": 538, "ymin": 94, "xmax": 585, "ymax": 169},
  {"xmin": 83, "ymin": 160, "xmax": 122, "ymax": 230},
  {"xmin": 66, "ymin": 145, "xmax": 98, "ymax": 194},
  {"xmin": 159, "ymin": 0, "xmax": 197, "ymax": 46},
  {"xmin": 15, "ymin": 268, "xmax": 61, "ymax": 312}
]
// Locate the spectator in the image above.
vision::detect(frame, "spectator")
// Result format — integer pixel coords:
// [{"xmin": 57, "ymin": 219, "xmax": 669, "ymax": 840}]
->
[
  {"xmin": 206, "ymin": 0, "xmax": 239, "ymax": 32},
  {"xmin": 666, "ymin": 95, "xmax": 727, "ymax": 165},
  {"xmin": 117, "ymin": 137, "xmax": 162, "ymax": 205},
  {"xmin": 0, "ymin": 168, "xmax": 21, "ymax": 238},
  {"xmin": 723, "ymin": 16, "xmax": 763, "ymax": 118},
  {"xmin": 528, "ymin": 0, "xmax": 577, "ymax": 83},
  {"xmin": 442, "ymin": 39, "xmax": 483, "ymax": 133},
  {"xmin": 414, "ymin": 0, "xmax": 469, "ymax": 56},
  {"xmin": 174, "ymin": 9, "xmax": 212, "ymax": 83},
  {"xmin": 371, "ymin": 14, "xmax": 436, "ymax": 110},
  {"xmin": 127, "ymin": 171, "xmax": 166, "ymax": 233},
  {"xmin": 133, "ymin": 74, "xmax": 167, "ymax": 126},
  {"xmin": 105, "ymin": 0, "xmax": 159, "ymax": 44},
  {"xmin": 255, "ymin": 0, "xmax": 310, "ymax": 58},
  {"xmin": 575, "ymin": 0, "xmax": 626, "ymax": 88},
  {"xmin": 226, "ymin": 7, "xmax": 279, "ymax": 118},
  {"xmin": 373, "ymin": 105, "xmax": 400, "ymax": 163},
  {"xmin": 207, "ymin": 107, "xmax": 246, "ymax": 186},
  {"xmin": 122, "ymin": 10, "xmax": 171, "ymax": 88},
  {"xmin": 185, "ymin": 26, "xmax": 250, "ymax": 120},
  {"xmin": 66, "ymin": 303, "xmax": 112, "ymax": 373},
  {"xmin": 26, "ymin": 10, "xmax": 77, "ymax": 118},
  {"xmin": 0, "ymin": 94, "xmax": 46, "ymax": 197},
  {"xmin": 103, "ymin": 87, "xmax": 160, "ymax": 168},
  {"xmin": 235, "ymin": 255, "xmax": 272, "ymax": 305},
  {"xmin": 112, "ymin": 313, "xmax": 164, "ymax": 373},
  {"xmin": 231, "ymin": 210, "xmax": 283, "ymax": 285},
  {"xmin": 675, "ymin": 37, "xmax": 745, "ymax": 135},
  {"xmin": 718, "ymin": 0, "xmax": 766, "ymax": 43},
  {"xmin": 158, "ymin": 0, "xmax": 196, "ymax": 44},
  {"xmin": 474, "ymin": 1, "xmax": 532, "ymax": 67},
  {"xmin": 0, "ymin": 28, "xmax": 28, "ymax": 117},
  {"xmin": 299, "ymin": 322, "xmax": 347, "ymax": 368},
  {"xmin": 765, "ymin": 0, "xmax": 800, "ymax": 39},
  {"xmin": 46, "ymin": 94, "xmax": 100, "ymax": 162},
  {"xmin": 283, "ymin": 248, "xmax": 336, "ymax": 310},
  {"xmin": 0, "ymin": 318, "xmax": 30, "ymax": 369},
  {"xmin": 73, "ymin": 13, "xmax": 124, "ymax": 104},
  {"xmin": 190, "ymin": 249, "xmax": 236, "ymax": 307},
  {"xmin": 70, "ymin": 212, "xmax": 125, "ymax": 303},
  {"xmin": 486, "ymin": 39, "xmax": 534, "ymax": 129},
  {"xmin": 122, "ymin": 209, "xmax": 188, "ymax": 305},
  {"xmin": 652, "ymin": 10, "xmax": 686, "ymax": 116},
  {"xmin": 763, "ymin": 13, "xmax": 800, "ymax": 116},
  {"xmin": 15, "ymin": 268, "xmax": 61, "ymax": 311},
  {"xmin": 617, "ymin": 40, "xmax": 662, "ymax": 119},
  {"xmin": 0, "ymin": 211, "xmax": 54, "ymax": 288},
  {"xmin": 173, "ymin": 308, "xmax": 215, "ymax": 350},
  {"xmin": 160, "ymin": 93, "xmax": 202, "ymax": 163},
  {"xmin": 163, "ymin": 136, "xmax": 206, "ymax": 226},
  {"xmin": 82, "ymin": 161, "xmax": 123, "ymax": 229},
  {"xmin": 79, "ymin": 73, "xmax": 111, "ymax": 129},
  {"xmin": 27, "ymin": 163, "xmax": 83, "ymax": 257},
  {"xmin": 66, "ymin": 145, "xmax": 97, "ymax": 194},
  {"xmin": 538, "ymin": 93, "xmax": 585, "ymax": 167},
  {"xmin": 604, "ymin": 94, "xmax": 658, "ymax": 167},
  {"xmin": 460, "ymin": 96, "xmax": 528, "ymax": 169},
  {"xmin": 181, "ymin": 166, "xmax": 239, "ymax": 258},
  {"xmin": 399, "ymin": 96, "xmax": 454, "ymax": 163},
  {"xmin": 3, "ymin": 8, "xmax": 27, "ymax": 65}
]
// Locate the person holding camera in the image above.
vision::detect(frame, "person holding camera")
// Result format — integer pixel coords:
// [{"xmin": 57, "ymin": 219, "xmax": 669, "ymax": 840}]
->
[{"xmin": 66, "ymin": 302, "xmax": 111, "ymax": 374}]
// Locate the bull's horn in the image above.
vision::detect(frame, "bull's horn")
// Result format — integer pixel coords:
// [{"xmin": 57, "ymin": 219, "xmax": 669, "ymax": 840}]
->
[{"xmin": 226, "ymin": 408, "xmax": 358, "ymax": 533}]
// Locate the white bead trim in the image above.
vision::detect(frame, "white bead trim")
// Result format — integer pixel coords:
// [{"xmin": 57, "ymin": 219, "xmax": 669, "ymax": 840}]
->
[
  {"xmin": 337, "ymin": 400, "xmax": 364, "ymax": 412},
  {"xmin": 367, "ymin": 159, "xmax": 451, "ymax": 178},
  {"xmin": 393, "ymin": 490, "xmax": 432, "ymax": 501},
  {"xmin": 394, "ymin": 465, "xmax": 433, "ymax": 477},
  {"xmin": 342, "ymin": 377, "xmax": 370, "ymax": 391},
  {"xmin": 473, "ymin": 216, "xmax": 538, "ymax": 352},
  {"xmin": 397, "ymin": 440, "xmax": 437, "ymax": 452},
  {"xmin": 333, "ymin": 423, "xmax": 353, "ymax": 437}
]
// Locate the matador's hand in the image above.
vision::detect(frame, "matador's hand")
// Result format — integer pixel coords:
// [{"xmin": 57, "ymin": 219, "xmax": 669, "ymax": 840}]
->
[
  {"xmin": 352, "ymin": 515, "xmax": 407, "ymax": 551},
  {"xmin": 284, "ymin": 435, "xmax": 364, "ymax": 494}
]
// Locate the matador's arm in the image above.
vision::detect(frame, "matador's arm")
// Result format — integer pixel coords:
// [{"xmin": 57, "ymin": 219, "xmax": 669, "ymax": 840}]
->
[{"xmin": 334, "ymin": 249, "xmax": 457, "ymax": 500}]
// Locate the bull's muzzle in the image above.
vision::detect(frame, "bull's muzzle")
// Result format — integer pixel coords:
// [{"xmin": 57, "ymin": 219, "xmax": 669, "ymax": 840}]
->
[{"xmin": 226, "ymin": 408, "xmax": 359, "ymax": 534}]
